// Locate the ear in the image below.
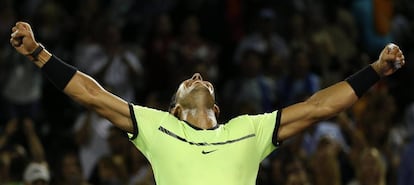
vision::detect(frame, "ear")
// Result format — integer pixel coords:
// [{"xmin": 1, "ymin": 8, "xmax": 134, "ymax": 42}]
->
[
  {"xmin": 213, "ymin": 104, "xmax": 220, "ymax": 118},
  {"xmin": 170, "ymin": 104, "xmax": 182, "ymax": 119}
]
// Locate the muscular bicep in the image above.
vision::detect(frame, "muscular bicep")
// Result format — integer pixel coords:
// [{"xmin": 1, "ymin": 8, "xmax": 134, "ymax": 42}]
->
[
  {"xmin": 277, "ymin": 102, "xmax": 317, "ymax": 141},
  {"xmin": 92, "ymin": 90, "xmax": 133, "ymax": 133},
  {"xmin": 64, "ymin": 72, "xmax": 134, "ymax": 133},
  {"xmin": 277, "ymin": 82, "xmax": 358, "ymax": 141}
]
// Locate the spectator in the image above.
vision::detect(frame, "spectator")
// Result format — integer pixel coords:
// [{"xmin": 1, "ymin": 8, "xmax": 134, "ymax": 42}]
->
[
  {"xmin": 397, "ymin": 102, "xmax": 414, "ymax": 185},
  {"xmin": 0, "ymin": 43, "xmax": 43, "ymax": 145},
  {"xmin": 23, "ymin": 162, "xmax": 50, "ymax": 185},
  {"xmin": 311, "ymin": 137, "xmax": 342, "ymax": 185},
  {"xmin": 74, "ymin": 22, "xmax": 144, "ymax": 102},
  {"xmin": 398, "ymin": 139, "xmax": 414, "ymax": 185},
  {"xmin": 352, "ymin": 0, "xmax": 393, "ymax": 57},
  {"xmin": 234, "ymin": 8, "xmax": 289, "ymax": 64},
  {"xmin": 222, "ymin": 49, "xmax": 275, "ymax": 116},
  {"xmin": 276, "ymin": 47, "xmax": 320, "ymax": 107},
  {"xmin": 73, "ymin": 110, "xmax": 111, "ymax": 180},
  {"xmin": 52, "ymin": 151, "xmax": 90, "ymax": 185},
  {"xmin": 348, "ymin": 148, "xmax": 387, "ymax": 185},
  {"xmin": 175, "ymin": 14, "xmax": 219, "ymax": 82},
  {"xmin": 0, "ymin": 116, "xmax": 49, "ymax": 185},
  {"xmin": 88, "ymin": 126, "xmax": 154, "ymax": 185},
  {"xmin": 144, "ymin": 13, "xmax": 178, "ymax": 93}
]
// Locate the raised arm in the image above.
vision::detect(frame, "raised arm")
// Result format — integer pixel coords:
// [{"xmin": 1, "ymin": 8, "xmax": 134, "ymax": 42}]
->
[
  {"xmin": 277, "ymin": 43, "xmax": 405, "ymax": 141},
  {"xmin": 23, "ymin": 119, "xmax": 46, "ymax": 162},
  {"xmin": 10, "ymin": 22, "xmax": 133, "ymax": 133}
]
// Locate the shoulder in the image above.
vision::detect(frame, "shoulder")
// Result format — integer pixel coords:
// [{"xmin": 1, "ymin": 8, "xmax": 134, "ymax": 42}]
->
[
  {"xmin": 130, "ymin": 104, "xmax": 169, "ymax": 114},
  {"xmin": 225, "ymin": 110, "xmax": 279, "ymax": 127},
  {"xmin": 129, "ymin": 104, "xmax": 173, "ymax": 125}
]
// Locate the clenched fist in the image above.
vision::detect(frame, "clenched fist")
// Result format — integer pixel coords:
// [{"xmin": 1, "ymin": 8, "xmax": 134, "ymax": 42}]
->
[
  {"xmin": 10, "ymin": 22, "xmax": 40, "ymax": 56},
  {"xmin": 371, "ymin": 43, "xmax": 405, "ymax": 77}
]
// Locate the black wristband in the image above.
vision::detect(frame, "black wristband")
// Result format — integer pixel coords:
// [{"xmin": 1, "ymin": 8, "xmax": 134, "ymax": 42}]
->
[
  {"xmin": 30, "ymin": 43, "xmax": 45, "ymax": 60},
  {"xmin": 345, "ymin": 65, "xmax": 381, "ymax": 98},
  {"xmin": 41, "ymin": 55, "xmax": 78, "ymax": 91}
]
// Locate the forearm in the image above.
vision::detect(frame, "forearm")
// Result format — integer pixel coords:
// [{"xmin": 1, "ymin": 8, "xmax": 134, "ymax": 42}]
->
[
  {"xmin": 64, "ymin": 72, "xmax": 133, "ymax": 133},
  {"xmin": 279, "ymin": 65, "xmax": 381, "ymax": 141},
  {"xmin": 64, "ymin": 72, "xmax": 113, "ymax": 112},
  {"xmin": 26, "ymin": 131, "xmax": 46, "ymax": 162},
  {"xmin": 0, "ymin": 119, "xmax": 18, "ymax": 150},
  {"xmin": 304, "ymin": 63, "xmax": 382, "ymax": 121},
  {"xmin": 305, "ymin": 81, "xmax": 358, "ymax": 121},
  {"xmin": 33, "ymin": 47, "xmax": 102, "ymax": 109},
  {"xmin": 22, "ymin": 119, "xmax": 46, "ymax": 162},
  {"xmin": 32, "ymin": 47, "xmax": 133, "ymax": 132},
  {"xmin": 278, "ymin": 82, "xmax": 357, "ymax": 140}
]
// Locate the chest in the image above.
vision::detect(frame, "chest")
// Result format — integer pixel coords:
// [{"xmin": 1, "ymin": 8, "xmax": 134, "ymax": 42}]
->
[{"xmin": 146, "ymin": 125, "xmax": 260, "ymax": 168}]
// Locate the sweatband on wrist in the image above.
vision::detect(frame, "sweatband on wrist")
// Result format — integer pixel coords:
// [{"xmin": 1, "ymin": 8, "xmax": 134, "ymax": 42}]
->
[
  {"xmin": 345, "ymin": 65, "xmax": 380, "ymax": 98},
  {"xmin": 30, "ymin": 43, "xmax": 45, "ymax": 60},
  {"xmin": 41, "ymin": 55, "xmax": 78, "ymax": 91}
]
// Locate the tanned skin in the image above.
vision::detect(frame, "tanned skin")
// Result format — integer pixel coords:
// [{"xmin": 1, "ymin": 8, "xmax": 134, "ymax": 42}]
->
[{"xmin": 10, "ymin": 21, "xmax": 405, "ymax": 143}]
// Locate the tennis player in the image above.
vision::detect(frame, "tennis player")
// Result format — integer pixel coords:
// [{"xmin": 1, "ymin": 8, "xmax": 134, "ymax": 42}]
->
[{"xmin": 10, "ymin": 22, "xmax": 405, "ymax": 185}]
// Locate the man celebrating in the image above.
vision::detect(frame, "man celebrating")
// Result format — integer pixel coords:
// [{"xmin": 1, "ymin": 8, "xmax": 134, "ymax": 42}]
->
[{"xmin": 10, "ymin": 22, "xmax": 405, "ymax": 185}]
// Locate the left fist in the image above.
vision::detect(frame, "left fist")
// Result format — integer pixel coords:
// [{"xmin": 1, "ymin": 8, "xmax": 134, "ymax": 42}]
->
[{"xmin": 372, "ymin": 43, "xmax": 405, "ymax": 77}]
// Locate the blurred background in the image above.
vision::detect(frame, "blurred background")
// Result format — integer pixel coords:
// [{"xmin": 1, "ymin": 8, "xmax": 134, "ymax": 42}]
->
[{"xmin": 1, "ymin": 0, "xmax": 414, "ymax": 184}]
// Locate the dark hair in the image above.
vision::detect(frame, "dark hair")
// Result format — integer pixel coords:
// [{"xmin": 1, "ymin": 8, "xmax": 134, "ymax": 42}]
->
[{"xmin": 168, "ymin": 93, "xmax": 177, "ymax": 112}]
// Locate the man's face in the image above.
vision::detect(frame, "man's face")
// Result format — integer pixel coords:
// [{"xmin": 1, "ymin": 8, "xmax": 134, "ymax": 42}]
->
[{"xmin": 175, "ymin": 73, "xmax": 215, "ymax": 108}]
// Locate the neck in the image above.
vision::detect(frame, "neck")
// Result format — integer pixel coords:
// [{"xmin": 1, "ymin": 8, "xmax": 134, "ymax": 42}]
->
[{"xmin": 180, "ymin": 107, "xmax": 217, "ymax": 129}]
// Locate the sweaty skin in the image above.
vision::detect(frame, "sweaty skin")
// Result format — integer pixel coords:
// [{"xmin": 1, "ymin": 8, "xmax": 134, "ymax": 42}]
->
[
  {"xmin": 10, "ymin": 21, "xmax": 405, "ymax": 145},
  {"xmin": 171, "ymin": 73, "xmax": 219, "ymax": 129},
  {"xmin": 9, "ymin": 21, "xmax": 407, "ymax": 185}
]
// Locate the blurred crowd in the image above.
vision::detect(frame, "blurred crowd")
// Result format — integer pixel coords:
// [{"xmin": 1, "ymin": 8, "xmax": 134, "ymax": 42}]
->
[{"xmin": 1, "ymin": 0, "xmax": 414, "ymax": 185}]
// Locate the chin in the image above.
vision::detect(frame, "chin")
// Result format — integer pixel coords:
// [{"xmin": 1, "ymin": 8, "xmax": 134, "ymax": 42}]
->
[
  {"xmin": 191, "ymin": 85, "xmax": 212, "ymax": 96},
  {"xmin": 185, "ymin": 87, "xmax": 214, "ymax": 103}
]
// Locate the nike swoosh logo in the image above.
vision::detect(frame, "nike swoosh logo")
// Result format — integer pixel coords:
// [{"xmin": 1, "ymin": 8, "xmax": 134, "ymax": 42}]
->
[{"xmin": 201, "ymin": 149, "xmax": 218, "ymax": 154}]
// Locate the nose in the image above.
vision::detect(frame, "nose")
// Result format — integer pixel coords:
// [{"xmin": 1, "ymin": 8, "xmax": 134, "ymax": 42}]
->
[{"xmin": 191, "ymin": 73, "xmax": 203, "ymax": 81}]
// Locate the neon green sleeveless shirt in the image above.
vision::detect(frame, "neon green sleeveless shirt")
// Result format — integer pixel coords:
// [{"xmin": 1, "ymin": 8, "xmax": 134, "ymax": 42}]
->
[{"xmin": 128, "ymin": 104, "xmax": 281, "ymax": 185}]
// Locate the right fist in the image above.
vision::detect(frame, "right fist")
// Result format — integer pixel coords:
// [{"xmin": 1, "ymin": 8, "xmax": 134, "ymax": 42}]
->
[{"xmin": 10, "ymin": 22, "xmax": 39, "ymax": 56}]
